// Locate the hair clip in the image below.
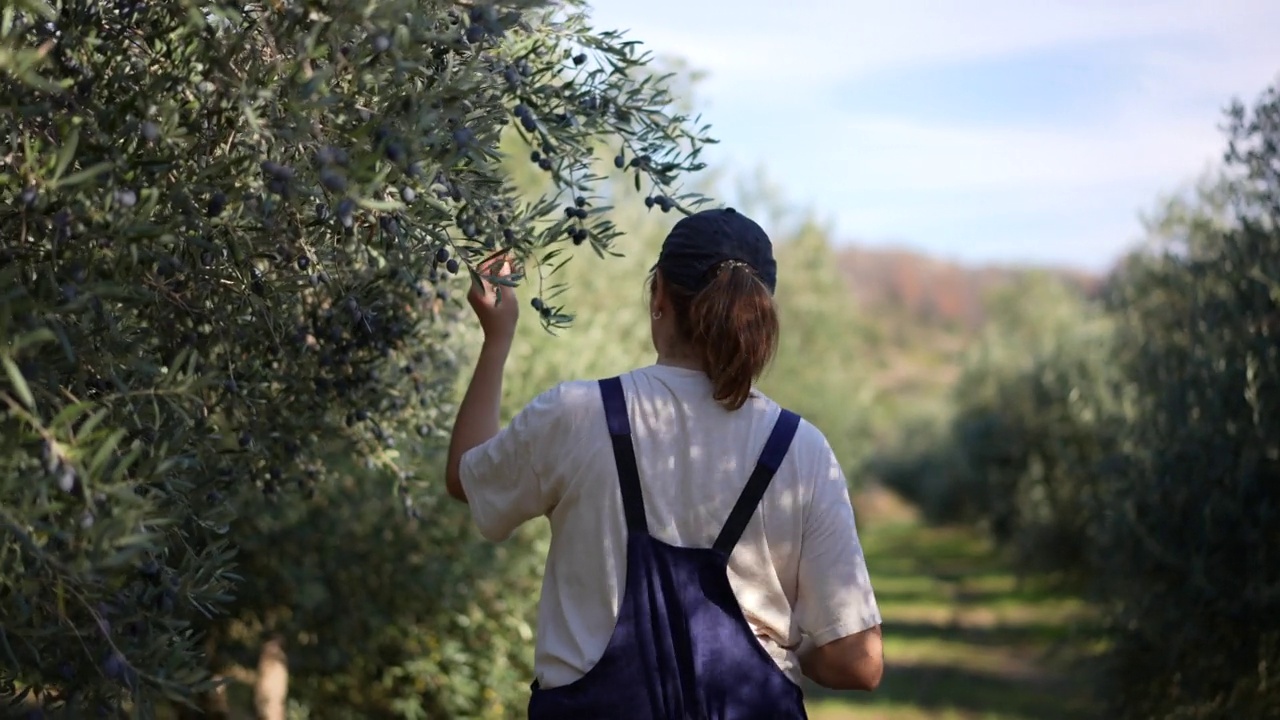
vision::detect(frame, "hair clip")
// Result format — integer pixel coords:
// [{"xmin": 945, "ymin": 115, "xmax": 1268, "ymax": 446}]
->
[{"xmin": 718, "ymin": 259, "xmax": 754, "ymax": 274}]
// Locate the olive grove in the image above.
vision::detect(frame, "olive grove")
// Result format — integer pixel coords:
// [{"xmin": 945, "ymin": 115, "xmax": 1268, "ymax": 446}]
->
[
  {"xmin": 0, "ymin": 0, "xmax": 716, "ymax": 716},
  {"xmin": 871, "ymin": 78, "xmax": 1280, "ymax": 718}
]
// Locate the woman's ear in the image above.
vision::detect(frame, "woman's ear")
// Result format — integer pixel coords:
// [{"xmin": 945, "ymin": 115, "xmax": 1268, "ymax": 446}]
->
[{"xmin": 650, "ymin": 270, "xmax": 667, "ymax": 314}]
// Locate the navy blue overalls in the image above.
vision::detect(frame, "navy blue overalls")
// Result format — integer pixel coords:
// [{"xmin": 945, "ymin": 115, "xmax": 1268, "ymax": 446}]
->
[{"xmin": 528, "ymin": 376, "xmax": 810, "ymax": 720}]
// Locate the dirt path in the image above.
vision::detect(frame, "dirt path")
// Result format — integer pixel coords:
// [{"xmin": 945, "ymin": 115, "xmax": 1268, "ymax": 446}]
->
[{"xmin": 805, "ymin": 489, "xmax": 1100, "ymax": 720}]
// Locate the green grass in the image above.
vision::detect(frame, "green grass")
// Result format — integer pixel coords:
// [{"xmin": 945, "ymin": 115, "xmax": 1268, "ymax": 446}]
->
[{"xmin": 804, "ymin": 516, "xmax": 1102, "ymax": 720}]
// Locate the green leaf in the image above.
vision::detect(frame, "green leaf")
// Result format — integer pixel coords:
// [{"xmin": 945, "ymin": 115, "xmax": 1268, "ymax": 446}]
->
[
  {"xmin": 76, "ymin": 408, "xmax": 110, "ymax": 438},
  {"xmin": 113, "ymin": 532, "xmax": 159, "ymax": 550},
  {"xmin": 358, "ymin": 198, "xmax": 406, "ymax": 212},
  {"xmin": 487, "ymin": 273, "xmax": 525, "ymax": 287},
  {"xmin": 14, "ymin": 0, "xmax": 57, "ymax": 20},
  {"xmin": 88, "ymin": 428, "xmax": 128, "ymax": 477},
  {"xmin": 48, "ymin": 401, "xmax": 94, "ymax": 432},
  {"xmin": 9, "ymin": 328, "xmax": 55, "ymax": 355},
  {"xmin": 98, "ymin": 545, "xmax": 151, "ymax": 570},
  {"xmin": 1, "ymin": 356, "xmax": 35, "ymax": 410},
  {"xmin": 109, "ymin": 445, "xmax": 144, "ymax": 482},
  {"xmin": 52, "ymin": 161, "xmax": 112, "ymax": 189},
  {"xmin": 16, "ymin": 69, "xmax": 65, "ymax": 94},
  {"xmin": 52, "ymin": 126, "xmax": 79, "ymax": 181}
]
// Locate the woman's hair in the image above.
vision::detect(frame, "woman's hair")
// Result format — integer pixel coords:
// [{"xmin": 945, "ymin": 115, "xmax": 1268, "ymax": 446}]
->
[{"xmin": 650, "ymin": 261, "xmax": 780, "ymax": 411}]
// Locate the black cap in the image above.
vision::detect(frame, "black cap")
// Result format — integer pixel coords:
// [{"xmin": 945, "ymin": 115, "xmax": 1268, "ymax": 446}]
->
[{"xmin": 655, "ymin": 207, "xmax": 777, "ymax": 294}]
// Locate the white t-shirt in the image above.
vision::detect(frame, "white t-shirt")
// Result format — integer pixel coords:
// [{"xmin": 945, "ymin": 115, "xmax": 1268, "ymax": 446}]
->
[{"xmin": 459, "ymin": 364, "xmax": 881, "ymax": 689}]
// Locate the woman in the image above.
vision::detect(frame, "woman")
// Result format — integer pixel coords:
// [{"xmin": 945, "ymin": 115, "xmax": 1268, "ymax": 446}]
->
[{"xmin": 445, "ymin": 207, "xmax": 883, "ymax": 719}]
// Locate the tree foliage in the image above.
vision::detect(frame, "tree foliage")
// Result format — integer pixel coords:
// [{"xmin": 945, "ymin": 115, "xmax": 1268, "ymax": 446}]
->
[
  {"xmin": 759, "ymin": 218, "xmax": 878, "ymax": 474},
  {"xmin": 880, "ymin": 78, "xmax": 1280, "ymax": 718},
  {"xmin": 868, "ymin": 272, "xmax": 1118, "ymax": 530},
  {"xmin": 209, "ymin": 458, "xmax": 548, "ymax": 720},
  {"xmin": 1087, "ymin": 82, "xmax": 1280, "ymax": 717},
  {"xmin": 0, "ymin": 0, "xmax": 715, "ymax": 715}
]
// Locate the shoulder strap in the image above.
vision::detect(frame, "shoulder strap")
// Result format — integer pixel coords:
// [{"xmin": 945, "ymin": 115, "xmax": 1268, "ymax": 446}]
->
[
  {"xmin": 598, "ymin": 377, "xmax": 648, "ymax": 534},
  {"xmin": 713, "ymin": 409, "xmax": 802, "ymax": 555}
]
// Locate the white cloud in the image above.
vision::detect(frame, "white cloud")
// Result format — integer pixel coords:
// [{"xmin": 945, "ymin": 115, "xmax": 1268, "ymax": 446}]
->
[
  {"xmin": 703, "ymin": 103, "xmax": 1225, "ymax": 204},
  {"xmin": 583, "ymin": 0, "xmax": 1280, "ymax": 267},
  {"xmin": 832, "ymin": 114, "xmax": 1224, "ymax": 191},
  {"xmin": 589, "ymin": 0, "xmax": 1280, "ymax": 98}
]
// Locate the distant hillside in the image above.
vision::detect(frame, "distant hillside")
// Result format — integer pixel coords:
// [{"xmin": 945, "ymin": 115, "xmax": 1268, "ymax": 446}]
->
[
  {"xmin": 832, "ymin": 244, "xmax": 1107, "ymax": 445},
  {"xmin": 835, "ymin": 245, "xmax": 1104, "ymax": 334}
]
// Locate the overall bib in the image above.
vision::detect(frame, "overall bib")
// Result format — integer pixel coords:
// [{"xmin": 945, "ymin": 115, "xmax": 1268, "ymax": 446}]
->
[{"xmin": 528, "ymin": 376, "xmax": 810, "ymax": 720}]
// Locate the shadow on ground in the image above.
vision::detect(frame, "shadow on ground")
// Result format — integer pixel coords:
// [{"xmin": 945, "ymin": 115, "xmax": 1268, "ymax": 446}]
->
[
  {"xmin": 806, "ymin": 491, "xmax": 1102, "ymax": 719},
  {"xmin": 879, "ymin": 619, "xmax": 1088, "ymax": 649},
  {"xmin": 806, "ymin": 659, "xmax": 1097, "ymax": 720}
]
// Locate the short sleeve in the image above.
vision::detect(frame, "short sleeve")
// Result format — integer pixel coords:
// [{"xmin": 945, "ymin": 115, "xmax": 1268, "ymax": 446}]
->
[
  {"xmin": 458, "ymin": 384, "xmax": 568, "ymax": 542},
  {"xmin": 794, "ymin": 437, "xmax": 882, "ymax": 646}
]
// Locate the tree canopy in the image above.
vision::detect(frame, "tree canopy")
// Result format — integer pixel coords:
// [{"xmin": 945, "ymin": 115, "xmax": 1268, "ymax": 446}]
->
[{"xmin": 0, "ymin": 1, "xmax": 715, "ymax": 715}]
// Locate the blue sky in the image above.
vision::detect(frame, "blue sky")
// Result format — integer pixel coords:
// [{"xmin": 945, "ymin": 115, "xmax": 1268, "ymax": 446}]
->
[{"xmin": 581, "ymin": 0, "xmax": 1280, "ymax": 272}]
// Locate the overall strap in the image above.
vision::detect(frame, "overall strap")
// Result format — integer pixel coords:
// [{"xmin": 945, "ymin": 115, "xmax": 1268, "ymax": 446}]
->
[
  {"xmin": 713, "ymin": 409, "xmax": 802, "ymax": 555},
  {"xmin": 599, "ymin": 377, "xmax": 648, "ymax": 534}
]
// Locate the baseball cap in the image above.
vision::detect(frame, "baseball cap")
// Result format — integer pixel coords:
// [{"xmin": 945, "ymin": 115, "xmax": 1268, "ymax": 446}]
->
[{"xmin": 654, "ymin": 207, "xmax": 777, "ymax": 294}]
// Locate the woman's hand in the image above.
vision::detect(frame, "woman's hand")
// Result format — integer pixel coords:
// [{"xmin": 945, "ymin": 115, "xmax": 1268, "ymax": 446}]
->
[{"xmin": 467, "ymin": 253, "xmax": 520, "ymax": 345}]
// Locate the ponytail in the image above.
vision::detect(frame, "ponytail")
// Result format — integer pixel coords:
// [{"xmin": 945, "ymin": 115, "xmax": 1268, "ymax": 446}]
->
[{"xmin": 652, "ymin": 261, "xmax": 780, "ymax": 411}]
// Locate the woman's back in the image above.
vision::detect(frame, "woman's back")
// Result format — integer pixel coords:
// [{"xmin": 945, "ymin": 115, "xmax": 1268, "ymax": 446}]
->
[
  {"xmin": 448, "ymin": 206, "xmax": 883, "ymax": 714},
  {"xmin": 460, "ymin": 364, "xmax": 881, "ymax": 690}
]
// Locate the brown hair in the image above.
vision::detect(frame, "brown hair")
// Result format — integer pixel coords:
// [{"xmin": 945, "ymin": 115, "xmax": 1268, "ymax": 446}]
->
[{"xmin": 650, "ymin": 261, "xmax": 780, "ymax": 411}]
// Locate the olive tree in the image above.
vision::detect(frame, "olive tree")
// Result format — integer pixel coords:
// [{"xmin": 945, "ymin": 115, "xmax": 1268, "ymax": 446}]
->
[
  {"xmin": 908, "ymin": 79, "xmax": 1280, "ymax": 718},
  {"xmin": 1088, "ymin": 81, "xmax": 1280, "ymax": 719},
  {"xmin": 0, "ymin": 0, "xmax": 714, "ymax": 716}
]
